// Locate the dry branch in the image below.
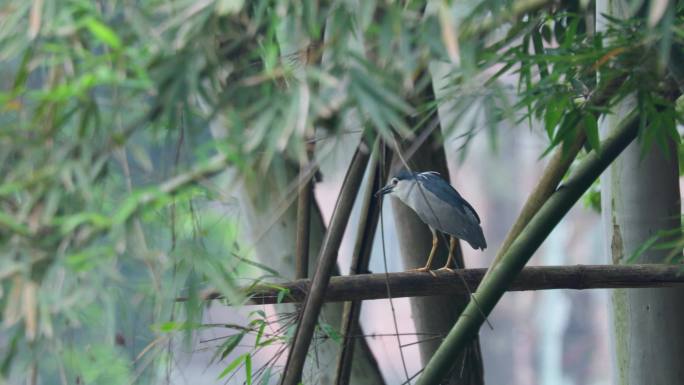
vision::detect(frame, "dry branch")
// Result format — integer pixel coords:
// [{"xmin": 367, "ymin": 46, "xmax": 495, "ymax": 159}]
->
[{"xmin": 186, "ymin": 264, "xmax": 684, "ymax": 304}]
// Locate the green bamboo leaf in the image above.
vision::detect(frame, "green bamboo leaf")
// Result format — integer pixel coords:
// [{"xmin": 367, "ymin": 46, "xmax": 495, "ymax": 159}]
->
[
  {"xmin": 245, "ymin": 354, "xmax": 252, "ymax": 385},
  {"xmin": 217, "ymin": 353, "xmax": 246, "ymax": 380},
  {"xmin": 250, "ymin": 310, "xmax": 266, "ymax": 319},
  {"xmin": 220, "ymin": 333, "xmax": 246, "ymax": 361},
  {"xmin": 0, "ymin": 332, "xmax": 19, "ymax": 377},
  {"xmin": 254, "ymin": 322, "xmax": 266, "ymax": 347},
  {"xmin": 583, "ymin": 114, "xmax": 600, "ymax": 151},
  {"xmin": 561, "ymin": 18, "xmax": 579, "ymax": 50},
  {"xmin": 260, "ymin": 367, "xmax": 272, "ymax": 385},
  {"xmin": 57, "ymin": 212, "xmax": 111, "ymax": 234},
  {"xmin": 130, "ymin": 144, "xmax": 154, "ymax": 173},
  {"xmin": 541, "ymin": 24, "xmax": 552, "ymax": 43},
  {"xmin": 83, "ymin": 17, "xmax": 122, "ymax": 49},
  {"xmin": 554, "ymin": 19, "xmax": 566, "ymax": 44},
  {"xmin": 349, "ymin": 67, "xmax": 413, "ymax": 115},
  {"xmin": 276, "ymin": 288, "xmax": 289, "ymax": 304},
  {"xmin": 215, "ymin": 0, "xmax": 244, "ymax": 15},
  {"xmin": 0, "ymin": 212, "xmax": 30, "ymax": 236},
  {"xmin": 12, "ymin": 47, "xmax": 33, "ymax": 91},
  {"xmin": 319, "ymin": 322, "xmax": 342, "ymax": 344},
  {"xmin": 350, "ymin": 83, "xmax": 391, "ymax": 138},
  {"xmin": 544, "ymin": 97, "xmax": 565, "ymax": 138},
  {"xmin": 531, "ymin": 28, "xmax": 548, "ymax": 79},
  {"xmin": 66, "ymin": 245, "xmax": 115, "ymax": 272},
  {"xmin": 153, "ymin": 321, "xmax": 198, "ymax": 332},
  {"xmin": 303, "ymin": 0, "xmax": 321, "ymax": 39},
  {"xmin": 0, "ymin": 181, "xmax": 23, "ymax": 196}
]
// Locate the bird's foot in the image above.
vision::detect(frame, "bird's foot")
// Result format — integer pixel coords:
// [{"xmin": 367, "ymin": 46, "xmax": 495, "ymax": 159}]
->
[
  {"xmin": 407, "ymin": 266, "xmax": 437, "ymax": 277},
  {"xmin": 435, "ymin": 266, "xmax": 455, "ymax": 273}
]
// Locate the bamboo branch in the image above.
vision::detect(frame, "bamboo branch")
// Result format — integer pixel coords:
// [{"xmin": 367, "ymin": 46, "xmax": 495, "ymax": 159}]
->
[
  {"xmin": 483, "ymin": 132, "xmax": 585, "ymax": 279},
  {"xmin": 295, "ymin": 140, "xmax": 315, "ymax": 280},
  {"xmin": 181, "ymin": 264, "xmax": 684, "ymax": 304},
  {"xmin": 281, "ymin": 140, "xmax": 372, "ymax": 385},
  {"xmin": 334, "ymin": 142, "xmax": 392, "ymax": 385},
  {"xmin": 416, "ymin": 110, "xmax": 640, "ymax": 385}
]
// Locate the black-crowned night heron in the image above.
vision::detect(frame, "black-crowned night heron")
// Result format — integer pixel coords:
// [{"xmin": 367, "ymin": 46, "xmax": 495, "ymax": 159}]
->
[{"xmin": 377, "ymin": 170, "xmax": 486, "ymax": 272}]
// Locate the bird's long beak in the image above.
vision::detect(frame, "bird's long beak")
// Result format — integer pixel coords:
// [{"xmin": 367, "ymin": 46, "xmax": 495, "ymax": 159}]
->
[{"xmin": 375, "ymin": 184, "xmax": 394, "ymax": 197}]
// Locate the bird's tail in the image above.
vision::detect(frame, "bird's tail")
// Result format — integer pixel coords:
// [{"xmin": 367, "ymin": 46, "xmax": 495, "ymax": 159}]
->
[{"xmin": 467, "ymin": 227, "xmax": 487, "ymax": 250}]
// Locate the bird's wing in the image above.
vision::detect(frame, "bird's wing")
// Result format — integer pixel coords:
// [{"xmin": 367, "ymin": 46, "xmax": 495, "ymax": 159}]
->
[{"xmin": 417, "ymin": 172, "xmax": 481, "ymax": 224}]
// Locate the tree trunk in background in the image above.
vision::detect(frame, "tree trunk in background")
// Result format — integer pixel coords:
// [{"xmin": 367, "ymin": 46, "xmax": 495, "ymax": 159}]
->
[
  {"xmin": 598, "ymin": 1, "xmax": 684, "ymax": 384},
  {"xmin": 391, "ymin": 102, "xmax": 484, "ymax": 384},
  {"xmin": 599, "ymin": 100, "xmax": 684, "ymax": 385},
  {"xmin": 237, "ymin": 160, "xmax": 386, "ymax": 385}
]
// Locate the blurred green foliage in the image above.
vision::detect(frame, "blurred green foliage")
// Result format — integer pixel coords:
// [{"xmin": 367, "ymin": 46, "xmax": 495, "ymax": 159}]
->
[{"xmin": 0, "ymin": 0, "xmax": 682, "ymax": 383}]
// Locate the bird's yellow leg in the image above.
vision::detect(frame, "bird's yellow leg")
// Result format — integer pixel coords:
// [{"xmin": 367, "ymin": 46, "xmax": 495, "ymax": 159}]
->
[
  {"xmin": 408, "ymin": 229, "xmax": 438, "ymax": 274},
  {"xmin": 437, "ymin": 237, "xmax": 458, "ymax": 272}
]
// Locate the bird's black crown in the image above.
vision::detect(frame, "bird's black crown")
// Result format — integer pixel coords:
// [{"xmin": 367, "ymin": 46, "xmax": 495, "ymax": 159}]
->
[
  {"xmin": 394, "ymin": 170, "xmax": 441, "ymax": 181},
  {"xmin": 394, "ymin": 169, "xmax": 415, "ymax": 180}
]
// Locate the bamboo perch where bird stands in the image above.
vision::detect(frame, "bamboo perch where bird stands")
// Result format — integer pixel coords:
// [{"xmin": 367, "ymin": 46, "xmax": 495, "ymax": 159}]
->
[{"xmin": 180, "ymin": 264, "xmax": 684, "ymax": 304}]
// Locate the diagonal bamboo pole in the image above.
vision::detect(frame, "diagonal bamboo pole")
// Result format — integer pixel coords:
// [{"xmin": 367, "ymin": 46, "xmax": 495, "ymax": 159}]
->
[
  {"xmin": 281, "ymin": 139, "xmax": 372, "ymax": 385},
  {"xmin": 483, "ymin": 74, "xmax": 626, "ymax": 279},
  {"xmin": 416, "ymin": 110, "xmax": 640, "ymax": 385},
  {"xmin": 334, "ymin": 142, "xmax": 392, "ymax": 385},
  {"xmin": 295, "ymin": 139, "xmax": 315, "ymax": 280}
]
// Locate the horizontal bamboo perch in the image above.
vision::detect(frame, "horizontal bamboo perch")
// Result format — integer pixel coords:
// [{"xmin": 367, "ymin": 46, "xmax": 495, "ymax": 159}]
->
[{"xmin": 182, "ymin": 264, "xmax": 684, "ymax": 304}]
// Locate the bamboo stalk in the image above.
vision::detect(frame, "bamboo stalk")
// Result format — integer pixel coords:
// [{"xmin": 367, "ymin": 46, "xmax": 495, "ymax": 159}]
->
[
  {"xmin": 483, "ymin": 74, "xmax": 627, "ymax": 279},
  {"xmin": 280, "ymin": 140, "xmax": 372, "ymax": 385},
  {"xmin": 295, "ymin": 140, "xmax": 315, "ymax": 280},
  {"xmin": 415, "ymin": 111, "xmax": 640, "ymax": 385},
  {"xmin": 482, "ymin": 133, "xmax": 585, "ymax": 280},
  {"xmin": 334, "ymin": 142, "xmax": 391, "ymax": 385}
]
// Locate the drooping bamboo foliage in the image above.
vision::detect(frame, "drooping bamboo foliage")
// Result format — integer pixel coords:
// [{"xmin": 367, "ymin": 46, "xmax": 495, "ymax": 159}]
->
[{"xmin": 416, "ymin": 110, "xmax": 640, "ymax": 385}]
